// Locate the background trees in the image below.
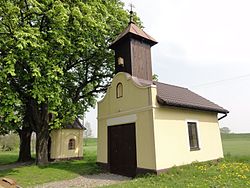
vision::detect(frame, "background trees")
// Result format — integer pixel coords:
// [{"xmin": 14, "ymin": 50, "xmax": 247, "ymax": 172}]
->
[
  {"xmin": 0, "ymin": 0, "xmax": 131, "ymax": 164},
  {"xmin": 0, "ymin": 133, "xmax": 19, "ymax": 151},
  {"xmin": 220, "ymin": 127, "xmax": 231, "ymax": 134},
  {"xmin": 84, "ymin": 121, "xmax": 92, "ymax": 146}
]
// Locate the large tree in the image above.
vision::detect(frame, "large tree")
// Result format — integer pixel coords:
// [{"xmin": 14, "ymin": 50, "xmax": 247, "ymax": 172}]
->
[
  {"xmin": 0, "ymin": 82, "xmax": 32, "ymax": 162},
  {"xmin": 0, "ymin": 0, "xmax": 131, "ymax": 165}
]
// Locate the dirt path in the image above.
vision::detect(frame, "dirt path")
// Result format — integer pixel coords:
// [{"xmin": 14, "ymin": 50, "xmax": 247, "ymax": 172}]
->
[{"xmin": 33, "ymin": 173, "xmax": 130, "ymax": 188}]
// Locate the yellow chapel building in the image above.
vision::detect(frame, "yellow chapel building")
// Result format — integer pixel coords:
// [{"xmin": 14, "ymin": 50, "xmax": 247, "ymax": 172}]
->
[
  {"xmin": 49, "ymin": 118, "xmax": 85, "ymax": 160},
  {"xmin": 97, "ymin": 22, "xmax": 229, "ymax": 177}
]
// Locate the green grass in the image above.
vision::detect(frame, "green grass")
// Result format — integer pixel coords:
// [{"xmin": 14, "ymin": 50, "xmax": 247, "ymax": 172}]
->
[
  {"xmin": 106, "ymin": 158, "xmax": 250, "ymax": 188},
  {"xmin": 84, "ymin": 137, "xmax": 97, "ymax": 146},
  {"xmin": 221, "ymin": 133, "xmax": 250, "ymax": 156},
  {"xmin": 1, "ymin": 135, "xmax": 250, "ymax": 187},
  {"xmin": 83, "ymin": 138, "xmax": 98, "ymax": 153},
  {"xmin": 0, "ymin": 152, "xmax": 19, "ymax": 165},
  {"xmin": 0, "ymin": 138, "xmax": 100, "ymax": 187}
]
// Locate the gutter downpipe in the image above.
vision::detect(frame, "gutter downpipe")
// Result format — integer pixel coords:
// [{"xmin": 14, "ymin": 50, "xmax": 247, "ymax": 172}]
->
[{"xmin": 218, "ymin": 113, "xmax": 227, "ymax": 121}]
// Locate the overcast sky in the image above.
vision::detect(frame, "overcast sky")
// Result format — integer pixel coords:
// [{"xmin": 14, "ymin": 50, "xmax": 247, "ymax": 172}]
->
[{"xmin": 86, "ymin": 0, "xmax": 250, "ymax": 137}]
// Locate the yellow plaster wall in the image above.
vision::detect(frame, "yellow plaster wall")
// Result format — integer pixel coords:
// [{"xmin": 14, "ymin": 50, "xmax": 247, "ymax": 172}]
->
[
  {"xmin": 97, "ymin": 119, "xmax": 107, "ymax": 163},
  {"xmin": 97, "ymin": 72, "xmax": 156, "ymax": 169},
  {"xmin": 50, "ymin": 129, "xmax": 83, "ymax": 159},
  {"xmin": 135, "ymin": 110, "xmax": 156, "ymax": 169},
  {"xmin": 98, "ymin": 73, "xmax": 152, "ymax": 118},
  {"xmin": 153, "ymin": 107, "xmax": 223, "ymax": 170}
]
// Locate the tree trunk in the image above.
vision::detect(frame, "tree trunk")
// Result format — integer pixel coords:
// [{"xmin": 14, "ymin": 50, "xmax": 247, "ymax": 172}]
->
[
  {"xmin": 27, "ymin": 99, "xmax": 50, "ymax": 165},
  {"xmin": 36, "ymin": 129, "xmax": 49, "ymax": 165},
  {"xmin": 17, "ymin": 127, "xmax": 33, "ymax": 162}
]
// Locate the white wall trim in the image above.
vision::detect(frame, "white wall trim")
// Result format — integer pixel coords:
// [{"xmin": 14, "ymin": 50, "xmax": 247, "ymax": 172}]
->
[
  {"xmin": 185, "ymin": 119, "xmax": 202, "ymax": 151},
  {"xmin": 107, "ymin": 114, "xmax": 137, "ymax": 126}
]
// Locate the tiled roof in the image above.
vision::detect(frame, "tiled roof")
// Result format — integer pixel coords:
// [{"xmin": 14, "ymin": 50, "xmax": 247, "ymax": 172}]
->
[
  {"xmin": 65, "ymin": 118, "xmax": 86, "ymax": 130},
  {"xmin": 110, "ymin": 22, "xmax": 157, "ymax": 49},
  {"xmin": 154, "ymin": 81, "xmax": 229, "ymax": 113},
  {"xmin": 130, "ymin": 75, "xmax": 228, "ymax": 113}
]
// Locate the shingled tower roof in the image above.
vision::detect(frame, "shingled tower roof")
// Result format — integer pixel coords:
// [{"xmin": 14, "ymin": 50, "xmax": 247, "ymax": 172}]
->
[{"xmin": 110, "ymin": 22, "xmax": 157, "ymax": 49}]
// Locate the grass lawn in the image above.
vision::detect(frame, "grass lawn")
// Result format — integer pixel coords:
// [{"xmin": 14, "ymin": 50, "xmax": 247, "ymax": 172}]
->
[
  {"xmin": 221, "ymin": 133, "xmax": 250, "ymax": 156},
  {"xmin": 0, "ymin": 135, "xmax": 250, "ymax": 187},
  {"xmin": 0, "ymin": 152, "xmax": 19, "ymax": 165},
  {"xmin": 106, "ymin": 158, "xmax": 250, "ymax": 188},
  {"xmin": 0, "ymin": 138, "xmax": 101, "ymax": 187}
]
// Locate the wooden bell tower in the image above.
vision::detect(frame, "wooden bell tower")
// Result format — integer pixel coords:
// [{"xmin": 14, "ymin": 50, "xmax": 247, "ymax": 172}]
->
[{"xmin": 110, "ymin": 22, "xmax": 157, "ymax": 81}]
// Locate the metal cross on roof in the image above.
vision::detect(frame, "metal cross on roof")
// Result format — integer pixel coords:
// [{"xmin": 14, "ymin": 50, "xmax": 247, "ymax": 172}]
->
[{"xmin": 129, "ymin": 3, "xmax": 135, "ymax": 23}]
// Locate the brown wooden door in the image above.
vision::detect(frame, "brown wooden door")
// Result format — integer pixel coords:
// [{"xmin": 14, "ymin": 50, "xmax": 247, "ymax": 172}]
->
[{"xmin": 108, "ymin": 123, "xmax": 137, "ymax": 177}]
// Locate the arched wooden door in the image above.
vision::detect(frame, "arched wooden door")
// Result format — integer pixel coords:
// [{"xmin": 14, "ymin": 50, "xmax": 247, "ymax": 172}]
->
[{"xmin": 108, "ymin": 123, "xmax": 137, "ymax": 177}]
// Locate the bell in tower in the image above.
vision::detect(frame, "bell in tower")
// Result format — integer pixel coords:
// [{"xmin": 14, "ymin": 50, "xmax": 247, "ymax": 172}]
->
[{"xmin": 109, "ymin": 11, "xmax": 157, "ymax": 81}]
